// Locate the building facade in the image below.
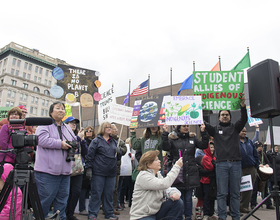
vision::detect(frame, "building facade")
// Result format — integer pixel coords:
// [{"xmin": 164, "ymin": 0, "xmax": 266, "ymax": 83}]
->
[{"xmin": 0, "ymin": 42, "xmax": 66, "ymax": 117}]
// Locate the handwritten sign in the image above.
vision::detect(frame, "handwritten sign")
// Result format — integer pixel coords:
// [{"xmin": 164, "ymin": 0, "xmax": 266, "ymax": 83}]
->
[
  {"xmin": 98, "ymin": 86, "xmax": 116, "ymax": 124},
  {"xmin": 193, "ymin": 71, "xmax": 244, "ymax": 110},
  {"xmin": 164, "ymin": 96, "xmax": 203, "ymax": 125},
  {"xmin": 107, "ymin": 103, "xmax": 133, "ymax": 126},
  {"xmin": 247, "ymin": 106, "xmax": 263, "ymax": 126},
  {"xmin": 0, "ymin": 107, "xmax": 11, "ymax": 120}
]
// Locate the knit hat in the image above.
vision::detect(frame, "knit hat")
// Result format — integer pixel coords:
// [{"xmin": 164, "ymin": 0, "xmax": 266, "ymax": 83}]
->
[
  {"xmin": 254, "ymin": 141, "xmax": 263, "ymax": 148},
  {"xmin": 18, "ymin": 105, "xmax": 27, "ymax": 112}
]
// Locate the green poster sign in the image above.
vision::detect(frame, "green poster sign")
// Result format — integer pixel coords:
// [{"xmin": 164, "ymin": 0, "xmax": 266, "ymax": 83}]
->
[
  {"xmin": 192, "ymin": 70, "xmax": 244, "ymax": 110},
  {"xmin": 0, "ymin": 107, "xmax": 12, "ymax": 120}
]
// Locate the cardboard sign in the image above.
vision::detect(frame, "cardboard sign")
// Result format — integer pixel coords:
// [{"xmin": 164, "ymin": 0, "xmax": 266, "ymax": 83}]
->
[
  {"xmin": 0, "ymin": 107, "xmax": 12, "ymax": 120},
  {"xmin": 98, "ymin": 86, "xmax": 116, "ymax": 124},
  {"xmin": 107, "ymin": 103, "xmax": 133, "ymax": 126},
  {"xmin": 164, "ymin": 96, "xmax": 203, "ymax": 125},
  {"xmin": 247, "ymin": 106, "xmax": 263, "ymax": 126},
  {"xmin": 130, "ymin": 94, "xmax": 169, "ymax": 128},
  {"xmin": 193, "ymin": 71, "xmax": 244, "ymax": 110},
  {"xmin": 240, "ymin": 174, "xmax": 253, "ymax": 192},
  {"xmin": 52, "ymin": 64, "xmax": 98, "ymax": 106}
]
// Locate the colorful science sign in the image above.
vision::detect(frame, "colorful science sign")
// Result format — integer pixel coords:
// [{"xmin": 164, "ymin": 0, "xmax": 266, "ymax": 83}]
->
[
  {"xmin": 192, "ymin": 70, "xmax": 244, "ymax": 110},
  {"xmin": 247, "ymin": 106, "xmax": 263, "ymax": 127},
  {"xmin": 164, "ymin": 96, "xmax": 203, "ymax": 125},
  {"xmin": 0, "ymin": 107, "xmax": 11, "ymax": 120},
  {"xmin": 130, "ymin": 93, "xmax": 169, "ymax": 128},
  {"xmin": 52, "ymin": 64, "xmax": 99, "ymax": 107}
]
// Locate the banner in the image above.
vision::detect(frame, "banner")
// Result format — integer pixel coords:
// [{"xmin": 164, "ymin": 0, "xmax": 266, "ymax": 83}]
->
[
  {"xmin": 107, "ymin": 103, "xmax": 133, "ymax": 126},
  {"xmin": 193, "ymin": 70, "xmax": 244, "ymax": 110},
  {"xmin": 130, "ymin": 94, "xmax": 169, "ymax": 128},
  {"xmin": 240, "ymin": 175, "xmax": 253, "ymax": 192},
  {"xmin": 52, "ymin": 64, "xmax": 99, "ymax": 107},
  {"xmin": 266, "ymin": 126, "xmax": 280, "ymax": 145},
  {"xmin": 164, "ymin": 96, "xmax": 203, "ymax": 125},
  {"xmin": 98, "ymin": 86, "xmax": 116, "ymax": 124},
  {"xmin": 247, "ymin": 106, "xmax": 263, "ymax": 126},
  {"xmin": 0, "ymin": 107, "xmax": 11, "ymax": 120}
]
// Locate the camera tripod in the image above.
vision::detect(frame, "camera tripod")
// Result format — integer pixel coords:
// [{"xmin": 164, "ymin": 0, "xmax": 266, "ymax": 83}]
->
[
  {"xmin": 0, "ymin": 148, "xmax": 45, "ymax": 220},
  {"xmin": 242, "ymin": 117, "xmax": 280, "ymax": 220}
]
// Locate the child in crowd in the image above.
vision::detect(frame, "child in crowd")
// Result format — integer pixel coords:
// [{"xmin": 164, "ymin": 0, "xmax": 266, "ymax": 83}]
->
[{"xmin": 0, "ymin": 163, "xmax": 22, "ymax": 220}]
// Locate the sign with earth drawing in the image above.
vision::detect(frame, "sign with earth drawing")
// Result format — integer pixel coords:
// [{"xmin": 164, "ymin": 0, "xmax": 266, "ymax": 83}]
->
[
  {"xmin": 164, "ymin": 96, "xmax": 203, "ymax": 125},
  {"xmin": 192, "ymin": 70, "xmax": 244, "ymax": 110},
  {"xmin": 130, "ymin": 93, "xmax": 169, "ymax": 128},
  {"xmin": 51, "ymin": 64, "xmax": 99, "ymax": 107}
]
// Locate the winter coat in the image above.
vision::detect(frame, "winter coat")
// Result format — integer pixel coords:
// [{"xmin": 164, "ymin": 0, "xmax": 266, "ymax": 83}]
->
[
  {"xmin": 204, "ymin": 106, "xmax": 247, "ymax": 162},
  {"xmin": 240, "ymin": 137, "xmax": 259, "ymax": 169},
  {"xmin": 162, "ymin": 128, "xmax": 209, "ymax": 190},
  {"xmin": 267, "ymin": 151, "xmax": 280, "ymax": 183},
  {"xmin": 130, "ymin": 164, "xmax": 181, "ymax": 220},
  {"xmin": 34, "ymin": 122, "xmax": 76, "ymax": 175},
  {"xmin": 131, "ymin": 132, "xmax": 163, "ymax": 169},
  {"xmin": 201, "ymin": 144, "xmax": 216, "ymax": 184},
  {"xmin": 85, "ymin": 135, "xmax": 122, "ymax": 177},
  {"xmin": 0, "ymin": 164, "xmax": 22, "ymax": 220},
  {"xmin": 112, "ymin": 134, "xmax": 127, "ymax": 175}
]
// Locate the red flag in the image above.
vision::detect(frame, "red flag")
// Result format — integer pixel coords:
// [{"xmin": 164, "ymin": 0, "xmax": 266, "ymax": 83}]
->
[{"xmin": 211, "ymin": 61, "xmax": 220, "ymax": 71}]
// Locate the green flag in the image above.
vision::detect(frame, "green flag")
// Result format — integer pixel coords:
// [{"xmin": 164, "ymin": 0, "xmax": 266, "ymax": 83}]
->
[{"xmin": 231, "ymin": 51, "xmax": 251, "ymax": 70}]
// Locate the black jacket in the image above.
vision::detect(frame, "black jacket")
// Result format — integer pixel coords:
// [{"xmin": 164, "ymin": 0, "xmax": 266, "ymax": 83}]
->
[
  {"xmin": 162, "ymin": 128, "xmax": 209, "ymax": 189},
  {"xmin": 204, "ymin": 106, "xmax": 247, "ymax": 162}
]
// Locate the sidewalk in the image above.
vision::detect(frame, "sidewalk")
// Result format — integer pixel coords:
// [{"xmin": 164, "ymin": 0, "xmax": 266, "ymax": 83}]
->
[{"xmin": 74, "ymin": 195, "xmax": 278, "ymax": 220}]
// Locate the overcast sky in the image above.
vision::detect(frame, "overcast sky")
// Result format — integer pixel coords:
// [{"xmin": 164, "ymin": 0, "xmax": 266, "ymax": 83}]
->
[{"xmin": 2, "ymin": 0, "xmax": 280, "ymax": 97}]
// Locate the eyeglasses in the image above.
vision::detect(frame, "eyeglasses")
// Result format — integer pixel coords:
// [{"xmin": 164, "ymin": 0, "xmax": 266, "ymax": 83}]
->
[
  {"xmin": 221, "ymin": 114, "xmax": 229, "ymax": 117},
  {"xmin": 22, "ymin": 111, "xmax": 28, "ymax": 114},
  {"xmin": 69, "ymin": 121, "xmax": 77, "ymax": 125},
  {"xmin": 85, "ymin": 130, "xmax": 93, "ymax": 132},
  {"xmin": 105, "ymin": 127, "xmax": 111, "ymax": 129}
]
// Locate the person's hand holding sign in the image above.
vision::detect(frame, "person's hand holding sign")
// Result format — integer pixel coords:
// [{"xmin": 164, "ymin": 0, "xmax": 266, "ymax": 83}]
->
[{"xmin": 240, "ymin": 93, "xmax": 245, "ymax": 107}]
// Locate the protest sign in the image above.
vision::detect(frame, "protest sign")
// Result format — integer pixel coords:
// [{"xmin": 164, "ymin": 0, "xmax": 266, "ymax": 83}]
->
[
  {"xmin": 247, "ymin": 106, "xmax": 263, "ymax": 126},
  {"xmin": 0, "ymin": 107, "xmax": 11, "ymax": 120},
  {"xmin": 107, "ymin": 103, "xmax": 133, "ymax": 126},
  {"xmin": 98, "ymin": 86, "xmax": 116, "ymax": 124},
  {"xmin": 120, "ymin": 145, "xmax": 133, "ymax": 176},
  {"xmin": 164, "ymin": 96, "xmax": 203, "ymax": 125},
  {"xmin": 52, "ymin": 64, "xmax": 99, "ymax": 106},
  {"xmin": 193, "ymin": 70, "xmax": 244, "ymax": 110},
  {"xmin": 130, "ymin": 93, "xmax": 169, "ymax": 128},
  {"xmin": 240, "ymin": 175, "xmax": 253, "ymax": 192},
  {"xmin": 266, "ymin": 126, "xmax": 280, "ymax": 145}
]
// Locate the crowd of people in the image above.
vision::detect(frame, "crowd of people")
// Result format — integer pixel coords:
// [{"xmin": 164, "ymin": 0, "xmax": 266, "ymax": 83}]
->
[{"xmin": 0, "ymin": 93, "xmax": 279, "ymax": 220}]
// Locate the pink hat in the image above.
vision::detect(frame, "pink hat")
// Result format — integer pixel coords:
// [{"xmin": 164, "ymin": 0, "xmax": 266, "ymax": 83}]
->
[{"xmin": 18, "ymin": 105, "xmax": 27, "ymax": 112}]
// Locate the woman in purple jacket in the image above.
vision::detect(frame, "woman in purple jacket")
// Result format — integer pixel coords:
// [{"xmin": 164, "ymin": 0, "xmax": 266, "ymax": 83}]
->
[{"xmin": 34, "ymin": 101, "xmax": 76, "ymax": 220}]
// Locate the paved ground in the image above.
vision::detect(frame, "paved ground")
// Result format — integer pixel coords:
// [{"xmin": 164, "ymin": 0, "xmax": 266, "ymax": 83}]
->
[{"xmin": 73, "ymin": 196, "xmax": 278, "ymax": 220}]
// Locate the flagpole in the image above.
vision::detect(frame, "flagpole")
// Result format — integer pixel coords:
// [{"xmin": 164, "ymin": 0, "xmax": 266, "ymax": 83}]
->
[
  {"xmin": 148, "ymin": 74, "xmax": 150, "ymax": 96},
  {"xmin": 247, "ymin": 47, "xmax": 251, "ymax": 68},
  {"xmin": 193, "ymin": 61, "xmax": 195, "ymax": 71},
  {"xmin": 170, "ymin": 67, "xmax": 172, "ymax": 95},
  {"xmin": 219, "ymin": 56, "xmax": 221, "ymax": 71},
  {"xmin": 127, "ymin": 79, "xmax": 131, "ymax": 138}
]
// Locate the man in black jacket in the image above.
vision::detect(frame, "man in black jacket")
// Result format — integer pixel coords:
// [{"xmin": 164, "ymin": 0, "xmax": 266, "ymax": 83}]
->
[{"xmin": 204, "ymin": 93, "xmax": 247, "ymax": 220}]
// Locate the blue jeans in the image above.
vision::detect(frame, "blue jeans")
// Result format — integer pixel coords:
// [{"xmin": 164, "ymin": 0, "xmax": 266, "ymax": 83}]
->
[
  {"xmin": 216, "ymin": 161, "xmax": 242, "ymax": 220},
  {"xmin": 88, "ymin": 174, "xmax": 116, "ymax": 218},
  {"xmin": 179, "ymin": 188, "xmax": 193, "ymax": 218},
  {"xmin": 34, "ymin": 172, "xmax": 70, "ymax": 220},
  {"xmin": 66, "ymin": 174, "xmax": 83, "ymax": 218},
  {"xmin": 138, "ymin": 199, "xmax": 184, "ymax": 220}
]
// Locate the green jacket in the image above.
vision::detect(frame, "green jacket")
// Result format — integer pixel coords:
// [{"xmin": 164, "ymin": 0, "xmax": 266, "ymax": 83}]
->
[{"xmin": 130, "ymin": 132, "xmax": 163, "ymax": 170}]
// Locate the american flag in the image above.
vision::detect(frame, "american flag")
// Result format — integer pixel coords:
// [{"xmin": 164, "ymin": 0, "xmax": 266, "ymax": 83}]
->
[{"xmin": 130, "ymin": 79, "xmax": 149, "ymax": 96}]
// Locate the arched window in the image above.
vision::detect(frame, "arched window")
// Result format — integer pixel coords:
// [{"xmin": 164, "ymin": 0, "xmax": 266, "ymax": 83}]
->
[
  {"xmin": 44, "ymin": 90, "xmax": 50, "ymax": 96},
  {"xmin": 33, "ymin": 87, "xmax": 40, "ymax": 93}
]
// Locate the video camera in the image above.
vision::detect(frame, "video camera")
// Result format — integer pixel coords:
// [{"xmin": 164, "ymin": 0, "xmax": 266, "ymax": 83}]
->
[{"xmin": 9, "ymin": 117, "xmax": 53, "ymax": 149}]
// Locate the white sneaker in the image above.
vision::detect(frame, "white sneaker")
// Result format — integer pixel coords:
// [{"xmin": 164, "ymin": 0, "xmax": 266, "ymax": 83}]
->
[
  {"xmin": 202, "ymin": 215, "xmax": 209, "ymax": 220},
  {"xmin": 210, "ymin": 213, "xmax": 219, "ymax": 219}
]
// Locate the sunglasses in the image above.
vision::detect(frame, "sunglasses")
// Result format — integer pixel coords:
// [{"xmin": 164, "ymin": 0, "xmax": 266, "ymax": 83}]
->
[{"xmin": 85, "ymin": 130, "xmax": 93, "ymax": 132}]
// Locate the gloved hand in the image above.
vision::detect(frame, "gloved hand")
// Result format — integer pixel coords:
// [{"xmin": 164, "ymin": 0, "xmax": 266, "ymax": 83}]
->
[
  {"xmin": 211, "ymin": 159, "xmax": 216, "ymax": 168},
  {"xmin": 86, "ymin": 168, "xmax": 92, "ymax": 181}
]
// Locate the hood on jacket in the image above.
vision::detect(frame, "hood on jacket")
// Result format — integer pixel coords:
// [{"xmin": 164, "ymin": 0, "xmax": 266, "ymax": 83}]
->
[
  {"xmin": 1, "ymin": 163, "xmax": 13, "ymax": 182},
  {"xmin": 203, "ymin": 143, "xmax": 214, "ymax": 159}
]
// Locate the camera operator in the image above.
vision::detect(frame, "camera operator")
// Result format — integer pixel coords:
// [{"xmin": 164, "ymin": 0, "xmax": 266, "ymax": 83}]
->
[
  {"xmin": 64, "ymin": 116, "xmax": 88, "ymax": 220},
  {"xmin": 34, "ymin": 101, "xmax": 76, "ymax": 220},
  {"xmin": 0, "ymin": 107, "xmax": 23, "ymax": 164}
]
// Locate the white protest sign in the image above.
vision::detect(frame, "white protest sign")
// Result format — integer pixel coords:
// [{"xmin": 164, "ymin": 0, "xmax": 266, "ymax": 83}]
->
[
  {"xmin": 107, "ymin": 103, "xmax": 133, "ymax": 126},
  {"xmin": 247, "ymin": 106, "xmax": 263, "ymax": 127},
  {"xmin": 98, "ymin": 86, "xmax": 116, "ymax": 124},
  {"xmin": 240, "ymin": 175, "xmax": 253, "ymax": 192},
  {"xmin": 164, "ymin": 96, "xmax": 203, "ymax": 125},
  {"xmin": 266, "ymin": 126, "xmax": 280, "ymax": 145},
  {"xmin": 120, "ymin": 144, "xmax": 132, "ymax": 176}
]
